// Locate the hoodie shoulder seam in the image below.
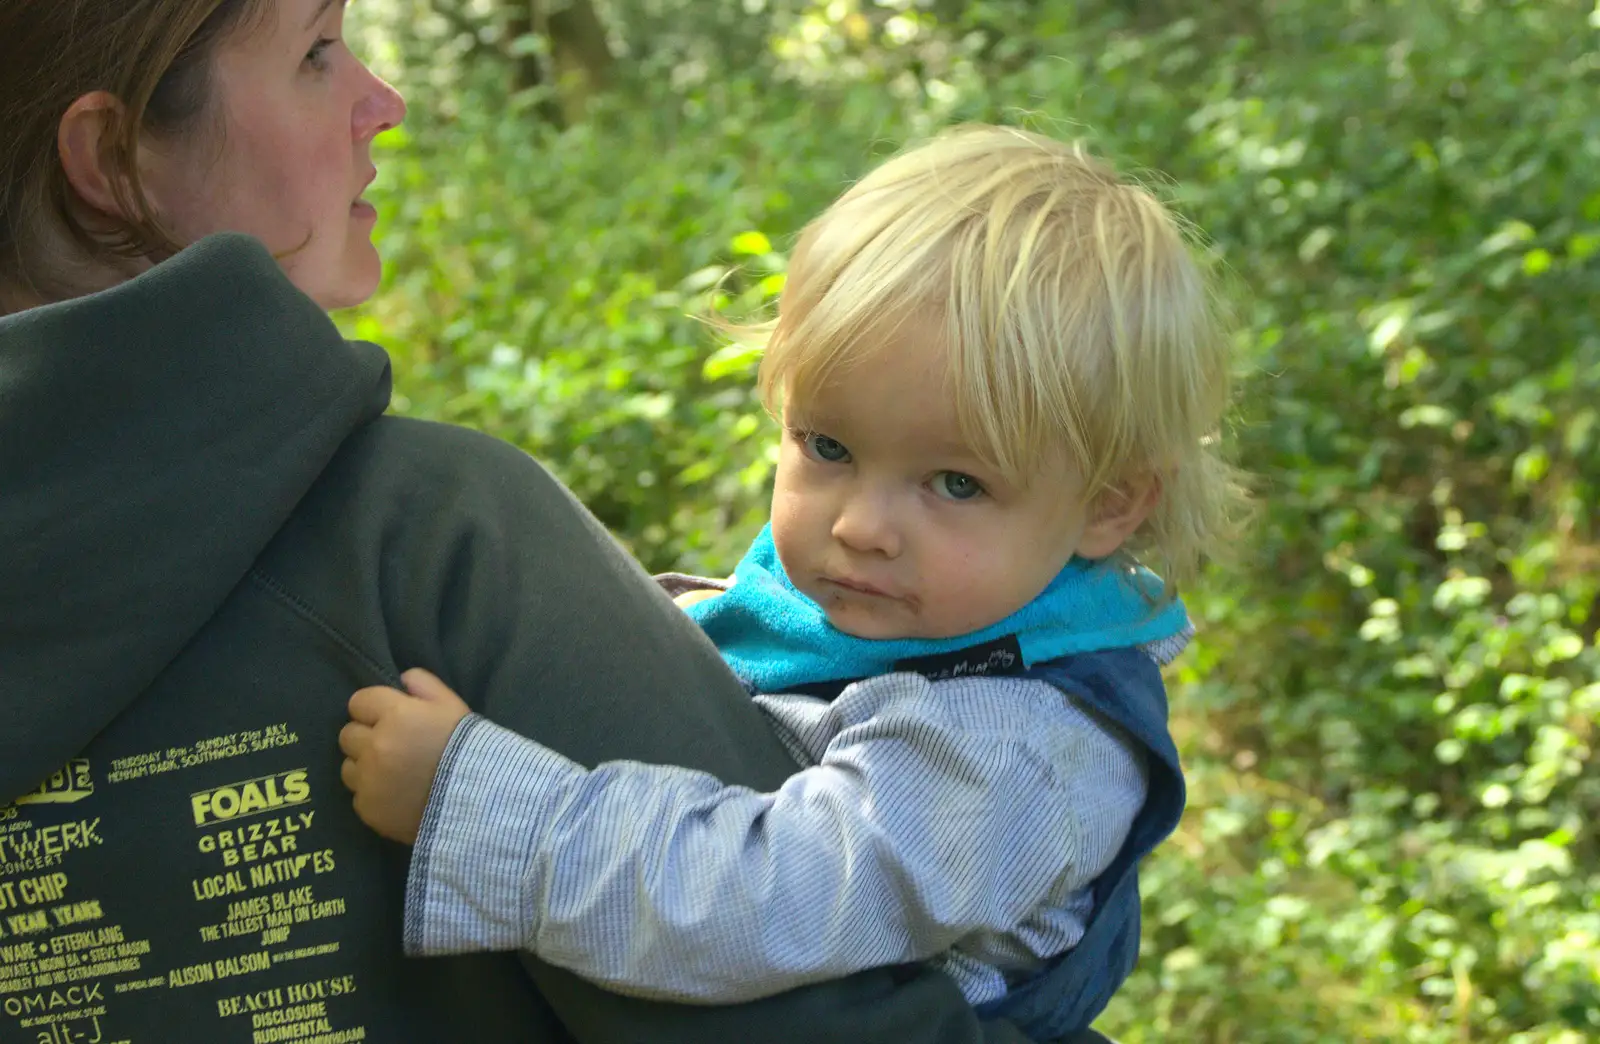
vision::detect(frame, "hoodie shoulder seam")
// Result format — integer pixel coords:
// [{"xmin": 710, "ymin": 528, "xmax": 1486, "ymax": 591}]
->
[{"xmin": 246, "ymin": 568, "xmax": 402, "ymax": 687}]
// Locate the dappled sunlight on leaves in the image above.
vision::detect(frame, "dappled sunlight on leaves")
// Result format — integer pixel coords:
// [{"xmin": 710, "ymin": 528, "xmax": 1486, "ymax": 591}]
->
[{"xmin": 343, "ymin": 1, "xmax": 1598, "ymax": 1039}]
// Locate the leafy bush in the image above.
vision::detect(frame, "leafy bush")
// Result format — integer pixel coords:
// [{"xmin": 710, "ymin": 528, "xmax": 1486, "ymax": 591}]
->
[{"xmin": 347, "ymin": 1, "xmax": 1598, "ymax": 1039}]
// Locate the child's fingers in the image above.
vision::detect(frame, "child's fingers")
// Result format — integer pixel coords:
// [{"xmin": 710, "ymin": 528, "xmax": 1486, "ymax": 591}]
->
[
  {"xmin": 348, "ymin": 685, "xmax": 406, "ymax": 725},
  {"xmin": 338, "ymin": 719, "xmax": 371, "ymax": 760},
  {"xmin": 400, "ymin": 668, "xmax": 459, "ymax": 704},
  {"xmin": 339, "ymin": 755, "xmax": 360, "ymax": 795},
  {"xmin": 673, "ymin": 589, "xmax": 720, "ymax": 609}
]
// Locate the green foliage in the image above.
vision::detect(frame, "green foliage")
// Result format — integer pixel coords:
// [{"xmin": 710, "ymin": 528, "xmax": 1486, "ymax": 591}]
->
[{"xmin": 346, "ymin": 0, "xmax": 1599, "ymax": 1039}]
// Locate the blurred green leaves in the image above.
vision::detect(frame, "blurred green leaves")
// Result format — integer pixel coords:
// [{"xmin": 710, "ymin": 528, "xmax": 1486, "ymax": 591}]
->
[{"xmin": 344, "ymin": 0, "xmax": 1599, "ymax": 1039}]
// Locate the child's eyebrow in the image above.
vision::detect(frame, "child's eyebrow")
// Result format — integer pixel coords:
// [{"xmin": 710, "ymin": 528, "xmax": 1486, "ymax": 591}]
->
[
  {"xmin": 905, "ymin": 427, "xmax": 985, "ymax": 463},
  {"xmin": 783, "ymin": 408, "xmax": 840, "ymax": 431},
  {"xmin": 928, "ymin": 437, "xmax": 982, "ymax": 459}
]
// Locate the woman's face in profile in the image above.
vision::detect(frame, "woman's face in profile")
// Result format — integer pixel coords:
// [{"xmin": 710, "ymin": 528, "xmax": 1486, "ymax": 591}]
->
[{"xmin": 142, "ymin": 0, "xmax": 407, "ymax": 310}]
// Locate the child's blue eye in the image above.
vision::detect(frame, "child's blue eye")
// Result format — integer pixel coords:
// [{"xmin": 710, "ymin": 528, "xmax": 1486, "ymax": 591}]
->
[
  {"xmin": 933, "ymin": 472, "xmax": 984, "ymax": 501},
  {"xmin": 804, "ymin": 433, "xmax": 851, "ymax": 463}
]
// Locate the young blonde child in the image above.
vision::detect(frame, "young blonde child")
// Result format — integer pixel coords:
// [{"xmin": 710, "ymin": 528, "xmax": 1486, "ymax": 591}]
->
[{"xmin": 338, "ymin": 124, "xmax": 1246, "ymax": 1040}]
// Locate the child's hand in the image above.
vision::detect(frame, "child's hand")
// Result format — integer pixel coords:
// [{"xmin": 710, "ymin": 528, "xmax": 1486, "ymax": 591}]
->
[
  {"xmin": 673, "ymin": 588, "xmax": 722, "ymax": 610},
  {"xmin": 339, "ymin": 668, "xmax": 471, "ymax": 845}
]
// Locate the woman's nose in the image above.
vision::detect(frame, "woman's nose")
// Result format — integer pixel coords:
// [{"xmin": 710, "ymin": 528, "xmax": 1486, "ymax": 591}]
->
[{"xmin": 354, "ymin": 69, "xmax": 407, "ymax": 142}]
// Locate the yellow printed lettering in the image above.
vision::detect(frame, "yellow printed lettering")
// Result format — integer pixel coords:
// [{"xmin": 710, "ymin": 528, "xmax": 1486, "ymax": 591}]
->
[
  {"xmin": 272, "ymin": 888, "xmax": 315, "ymax": 911},
  {"xmin": 192, "ymin": 872, "xmax": 249, "ymax": 901},
  {"xmin": 1, "ymin": 983, "xmax": 103, "ymax": 1016},
  {"xmin": 17, "ymin": 874, "xmax": 69, "ymax": 906},
  {"xmin": 168, "ymin": 962, "xmax": 216, "ymax": 988},
  {"xmin": 284, "ymin": 975, "xmax": 356, "ymax": 1004},
  {"xmin": 48, "ymin": 925, "xmax": 123, "ymax": 954},
  {"xmin": 249, "ymin": 855, "xmax": 315, "ymax": 888},
  {"xmin": 0, "ymin": 941, "xmax": 36, "ymax": 964},
  {"xmin": 227, "ymin": 898, "xmax": 272, "ymax": 921},
  {"xmin": 214, "ymin": 951, "xmax": 273, "ymax": 979},
  {"xmin": 49, "ymin": 900, "xmax": 102, "ymax": 927},
  {"xmin": 5, "ymin": 911, "xmax": 49, "ymax": 936},
  {"xmin": 191, "ymin": 771, "xmax": 310, "ymax": 827}
]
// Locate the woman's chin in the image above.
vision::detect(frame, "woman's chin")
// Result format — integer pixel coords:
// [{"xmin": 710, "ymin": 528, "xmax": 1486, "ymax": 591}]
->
[{"xmin": 312, "ymin": 246, "xmax": 383, "ymax": 312}]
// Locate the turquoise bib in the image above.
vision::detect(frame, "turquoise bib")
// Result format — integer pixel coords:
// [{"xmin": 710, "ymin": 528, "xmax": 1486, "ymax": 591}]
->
[{"xmin": 685, "ymin": 524, "xmax": 1190, "ymax": 693}]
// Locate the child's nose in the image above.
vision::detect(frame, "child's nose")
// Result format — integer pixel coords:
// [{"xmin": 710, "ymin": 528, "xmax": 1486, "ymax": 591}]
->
[{"xmin": 831, "ymin": 493, "xmax": 902, "ymax": 558}]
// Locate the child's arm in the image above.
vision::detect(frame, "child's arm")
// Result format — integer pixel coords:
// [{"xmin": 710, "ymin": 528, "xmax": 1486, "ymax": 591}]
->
[{"xmin": 343, "ymin": 670, "xmax": 1138, "ymax": 1004}]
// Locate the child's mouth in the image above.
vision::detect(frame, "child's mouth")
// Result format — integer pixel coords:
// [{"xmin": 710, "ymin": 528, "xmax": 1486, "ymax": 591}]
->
[{"xmin": 822, "ymin": 576, "xmax": 897, "ymax": 600}]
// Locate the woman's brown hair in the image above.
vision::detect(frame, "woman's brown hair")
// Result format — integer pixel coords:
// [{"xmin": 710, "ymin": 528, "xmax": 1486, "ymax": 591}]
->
[{"xmin": 0, "ymin": 0, "xmax": 266, "ymax": 297}]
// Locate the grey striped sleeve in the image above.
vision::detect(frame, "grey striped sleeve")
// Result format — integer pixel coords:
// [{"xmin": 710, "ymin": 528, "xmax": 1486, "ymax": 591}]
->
[{"xmin": 403, "ymin": 672, "xmax": 1146, "ymax": 1005}]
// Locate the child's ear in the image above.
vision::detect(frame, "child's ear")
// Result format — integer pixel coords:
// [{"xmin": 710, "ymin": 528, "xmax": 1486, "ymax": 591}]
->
[{"xmin": 1076, "ymin": 475, "xmax": 1161, "ymax": 560}]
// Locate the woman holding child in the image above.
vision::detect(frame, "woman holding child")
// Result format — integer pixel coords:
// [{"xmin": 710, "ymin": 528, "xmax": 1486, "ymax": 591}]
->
[
  {"xmin": 0, "ymin": 0, "xmax": 1038, "ymax": 1040},
  {"xmin": 0, "ymin": 0, "xmax": 1238, "ymax": 1041}
]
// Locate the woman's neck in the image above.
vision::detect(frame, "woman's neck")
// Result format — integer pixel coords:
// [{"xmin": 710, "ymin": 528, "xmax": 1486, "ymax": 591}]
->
[{"xmin": 2, "ymin": 219, "xmax": 154, "ymax": 315}]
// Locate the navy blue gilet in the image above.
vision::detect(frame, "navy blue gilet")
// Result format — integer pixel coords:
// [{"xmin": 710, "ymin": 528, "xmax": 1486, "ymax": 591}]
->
[
  {"xmin": 661, "ymin": 529, "xmax": 1189, "ymax": 1039},
  {"xmin": 792, "ymin": 647, "xmax": 1185, "ymax": 1040}
]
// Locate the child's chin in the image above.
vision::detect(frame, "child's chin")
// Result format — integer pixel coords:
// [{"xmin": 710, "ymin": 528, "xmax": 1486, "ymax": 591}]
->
[{"xmin": 822, "ymin": 606, "xmax": 908, "ymax": 641}]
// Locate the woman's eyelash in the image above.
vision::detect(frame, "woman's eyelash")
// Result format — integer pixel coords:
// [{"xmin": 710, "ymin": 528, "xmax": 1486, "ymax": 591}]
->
[{"xmin": 307, "ymin": 38, "xmax": 337, "ymax": 67}]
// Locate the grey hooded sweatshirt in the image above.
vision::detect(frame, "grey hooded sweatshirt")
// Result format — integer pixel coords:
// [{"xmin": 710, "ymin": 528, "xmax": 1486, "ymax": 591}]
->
[{"xmin": 0, "ymin": 234, "xmax": 1022, "ymax": 1044}]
